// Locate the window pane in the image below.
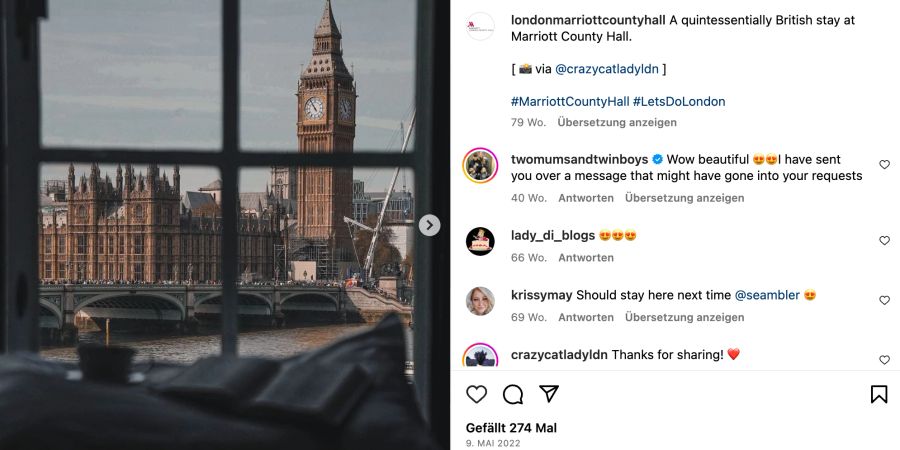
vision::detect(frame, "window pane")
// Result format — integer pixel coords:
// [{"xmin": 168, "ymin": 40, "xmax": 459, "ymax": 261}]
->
[
  {"xmin": 41, "ymin": 1, "xmax": 221, "ymax": 150},
  {"xmin": 38, "ymin": 163, "xmax": 224, "ymax": 364},
  {"xmin": 236, "ymin": 167, "xmax": 415, "ymax": 374},
  {"xmin": 241, "ymin": 0, "xmax": 416, "ymax": 152}
]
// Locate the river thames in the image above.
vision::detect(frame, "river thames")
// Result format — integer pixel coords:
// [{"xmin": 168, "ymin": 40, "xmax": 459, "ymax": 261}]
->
[{"xmin": 41, "ymin": 323, "xmax": 414, "ymax": 365}]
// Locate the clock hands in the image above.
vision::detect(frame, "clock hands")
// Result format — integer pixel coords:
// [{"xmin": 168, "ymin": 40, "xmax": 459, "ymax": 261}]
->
[{"xmin": 305, "ymin": 98, "xmax": 324, "ymax": 119}]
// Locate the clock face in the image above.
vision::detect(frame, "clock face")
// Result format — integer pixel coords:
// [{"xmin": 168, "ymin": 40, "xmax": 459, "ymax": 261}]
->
[
  {"xmin": 339, "ymin": 98, "xmax": 353, "ymax": 121},
  {"xmin": 304, "ymin": 97, "xmax": 324, "ymax": 119}
]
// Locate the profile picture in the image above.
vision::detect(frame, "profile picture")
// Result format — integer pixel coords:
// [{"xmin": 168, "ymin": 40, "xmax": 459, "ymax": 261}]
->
[
  {"xmin": 466, "ymin": 227, "xmax": 495, "ymax": 255},
  {"xmin": 466, "ymin": 13, "xmax": 496, "ymax": 41},
  {"xmin": 463, "ymin": 343, "xmax": 498, "ymax": 367},
  {"xmin": 467, "ymin": 287, "xmax": 495, "ymax": 316},
  {"xmin": 462, "ymin": 147, "xmax": 497, "ymax": 183}
]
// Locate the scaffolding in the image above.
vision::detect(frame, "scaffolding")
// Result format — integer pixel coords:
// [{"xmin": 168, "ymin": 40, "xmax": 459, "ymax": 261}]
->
[
  {"xmin": 288, "ymin": 237, "xmax": 342, "ymax": 281},
  {"xmin": 273, "ymin": 243, "xmax": 287, "ymax": 281}
]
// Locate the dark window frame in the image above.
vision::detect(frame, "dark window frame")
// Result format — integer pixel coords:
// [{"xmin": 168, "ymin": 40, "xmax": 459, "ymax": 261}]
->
[
  {"xmin": 76, "ymin": 234, "xmax": 87, "ymax": 254},
  {"xmin": 2, "ymin": 0, "xmax": 448, "ymax": 434}
]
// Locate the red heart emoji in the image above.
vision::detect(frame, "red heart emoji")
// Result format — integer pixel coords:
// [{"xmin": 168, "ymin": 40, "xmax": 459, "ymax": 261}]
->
[{"xmin": 727, "ymin": 348, "xmax": 740, "ymax": 360}]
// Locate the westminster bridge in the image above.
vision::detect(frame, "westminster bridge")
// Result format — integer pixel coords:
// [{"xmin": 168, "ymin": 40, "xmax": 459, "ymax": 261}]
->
[{"xmin": 39, "ymin": 283, "xmax": 411, "ymax": 342}]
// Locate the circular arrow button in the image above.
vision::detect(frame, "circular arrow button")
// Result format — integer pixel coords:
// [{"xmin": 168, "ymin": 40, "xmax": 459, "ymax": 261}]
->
[{"xmin": 419, "ymin": 214, "xmax": 440, "ymax": 237}]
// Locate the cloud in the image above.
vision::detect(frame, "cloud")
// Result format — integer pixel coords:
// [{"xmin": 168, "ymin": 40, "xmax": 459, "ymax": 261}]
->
[
  {"xmin": 41, "ymin": 134, "xmax": 220, "ymax": 150},
  {"xmin": 44, "ymin": 94, "xmax": 272, "ymax": 115},
  {"xmin": 45, "ymin": 94, "xmax": 218, "ymax": 114},
  {"xmin": 357, "ymin": 115, "xmax": 407, "ymax": 132}
]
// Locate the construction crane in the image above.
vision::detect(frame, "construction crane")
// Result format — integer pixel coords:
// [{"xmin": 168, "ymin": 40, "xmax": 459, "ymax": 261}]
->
[
  {"xmin": 342, "ymin": 111, "xmax": 416, "ymax": 283},
  {"xmin": 364, "ymin": 111, "xmax": 415, "ymax": 281},
  {"xmin": 343, "ymin": 216, "xmax": 373, "ymax": 273}
]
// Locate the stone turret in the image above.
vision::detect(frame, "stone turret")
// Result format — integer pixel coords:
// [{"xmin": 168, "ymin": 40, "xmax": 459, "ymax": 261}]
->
[
  {"xmin": 124, "ymin": 164, "xmax": 134, "ymax": 193},
  {"xmin": 88, "ymin": 163, "xmax": 99, "ymax": 192},
  {"xmin": 67, "ymin": 163, "xmax": 75, "ymax": 196},
  {"xmin": 173, "ymin": 164, "xmax": 181, "ymax": 194}
]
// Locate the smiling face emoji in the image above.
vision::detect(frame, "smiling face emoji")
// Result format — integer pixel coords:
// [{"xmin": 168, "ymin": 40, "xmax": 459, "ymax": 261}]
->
[
  {"xmin": 804, "ymin": 289, "xmax": 816, "ymax": 301},
  {"xmin": 624, "ymin": 229, "xmax": 636, "ymax": 241},
  {"xmin": 753, "ymin": 153, "xmax": 765, "ymax": 165},
  {"xmin": 612, "ymin": 229, "xmax": 624, "ymax": 241},
  {"xmin": 599, "ymin": 229, "xmax": 611, "ymax": 241},
  {"xmin": 766, "ymin": 153, "xmax": 778, "ymax": 165}
]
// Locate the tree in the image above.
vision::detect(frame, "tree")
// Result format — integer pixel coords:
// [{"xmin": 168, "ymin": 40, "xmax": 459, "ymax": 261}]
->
[{"xmin": 402, "ymin": 249, "xmax": 414, "ymax": 283}]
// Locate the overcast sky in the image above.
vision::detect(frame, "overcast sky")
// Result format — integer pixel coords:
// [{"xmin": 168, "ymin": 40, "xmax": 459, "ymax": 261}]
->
[{"xmin": 39, "ymin": 0, "xmax": 415, "ymax": 193}]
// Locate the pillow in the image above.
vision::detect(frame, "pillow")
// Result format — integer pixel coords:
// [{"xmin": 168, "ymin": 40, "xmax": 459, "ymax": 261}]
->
[
  {"xmin": 284, "ymin": 314, "xmax": 441, "ymax": 450},
  {"xmin": 0, "ymin": 369, "xmax": 323, "ymax": 450},
  {"xmin": 0, "ymin": 314, "xmax": 439, "ymax": 450}
]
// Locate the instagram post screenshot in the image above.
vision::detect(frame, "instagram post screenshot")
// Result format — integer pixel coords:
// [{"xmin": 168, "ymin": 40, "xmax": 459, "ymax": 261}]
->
[{"xmin": 1, "ymin": 0, "xmax": 897, "ymax": 449}]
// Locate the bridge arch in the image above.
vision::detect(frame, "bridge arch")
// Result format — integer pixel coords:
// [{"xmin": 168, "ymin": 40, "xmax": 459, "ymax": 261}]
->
[
  {"xmin": 194, "ymin": 293, "xmax": 273, "ymax": 316},
  {"xmin": 39, "ymin": 299, "xmax": 63, "ymax": 329},
  {"xmin": 279, "ymin": 292, "xmax": 340, "ymax": 312},
  {"xmin": 75, "ymin": 293, "xmax": 185, "ymax": 322}
]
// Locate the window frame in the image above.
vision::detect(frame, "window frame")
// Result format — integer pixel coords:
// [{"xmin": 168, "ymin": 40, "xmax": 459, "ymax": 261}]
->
[{"xmin": 2, "ymin": 0, "xmax": 448, "ymax": 433}]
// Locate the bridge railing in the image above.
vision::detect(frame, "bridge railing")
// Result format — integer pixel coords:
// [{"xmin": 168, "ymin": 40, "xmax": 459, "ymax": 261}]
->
[
  {"xmin": 39, "ymin": 280, "xmax": 345, "ymax": 289},
  {"xmin": 356, "ymin": 286, "xmax": 414, "ymax": 305}
]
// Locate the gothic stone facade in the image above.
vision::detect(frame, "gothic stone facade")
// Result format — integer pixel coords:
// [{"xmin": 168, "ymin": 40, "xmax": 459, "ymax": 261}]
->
[{"xmin": 40, "ymin": 164, "xmax": 285, "ymax": 283}]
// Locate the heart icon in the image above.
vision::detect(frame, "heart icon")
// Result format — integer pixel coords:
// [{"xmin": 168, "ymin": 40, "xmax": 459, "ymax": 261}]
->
[
  {"xmin": 880, "ymin": 236, "xmax": 891, "ymax": 246},
  {"xmin": 880, "ymin": 355, "xmax": 890, "ymax": 365},
  {"xmin": 880, "ymin": 160, "xmax": 891, "ymax": 169},
  {"xmin": 880, "ymin": 295, "xmax": 891, "ymax": 305},
  {"xmin": 727, "ymin": 348, "xmax": 740, "ymax": 360},
  {"xmin": 466, "ymin": 385, "xmax": 487, "ymax": 404}
]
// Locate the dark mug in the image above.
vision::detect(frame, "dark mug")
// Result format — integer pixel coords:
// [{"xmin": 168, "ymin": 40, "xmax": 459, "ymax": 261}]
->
[{"xmin": 77, "ymin": 343, "xmax": 136, "ymax": 384}]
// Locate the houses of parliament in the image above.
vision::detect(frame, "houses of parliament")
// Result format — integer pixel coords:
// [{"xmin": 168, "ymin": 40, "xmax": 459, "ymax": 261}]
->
[{"xmin": 38, "ymin": 0, "xmax": 356, "ymax": 283}]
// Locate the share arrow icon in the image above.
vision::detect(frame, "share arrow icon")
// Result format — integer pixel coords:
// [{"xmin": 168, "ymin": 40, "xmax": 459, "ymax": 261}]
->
[{"xmin": 539, "ymin": 385, "xmax": 559, "ymax": 403}]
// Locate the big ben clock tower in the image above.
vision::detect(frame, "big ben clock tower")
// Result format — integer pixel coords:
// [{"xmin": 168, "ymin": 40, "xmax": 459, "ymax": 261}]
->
[{"xmin": 293, "ymin": 0, "xmax": 356, "ymax": 268}]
